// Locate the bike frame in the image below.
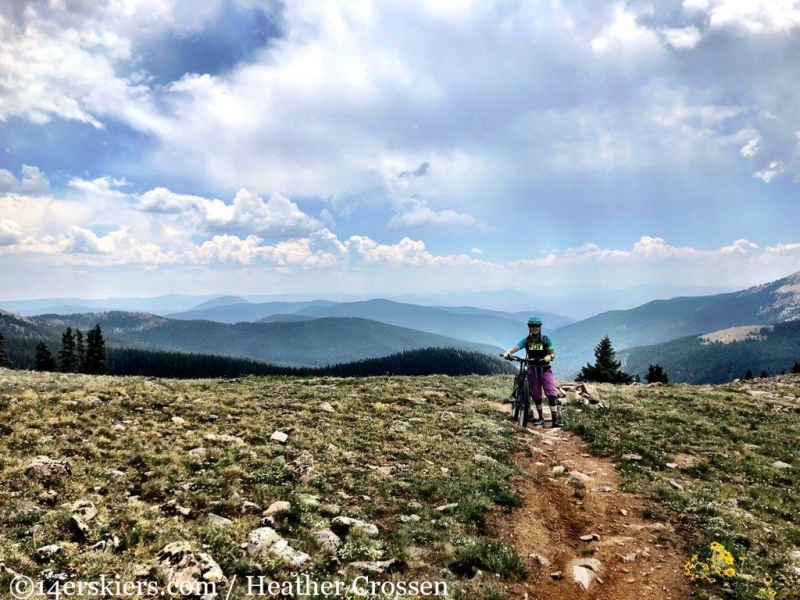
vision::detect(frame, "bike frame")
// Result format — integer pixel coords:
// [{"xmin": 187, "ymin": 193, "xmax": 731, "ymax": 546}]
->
[{"xmin": 505, "ymin": 355, "xmax": 549, "ymax": 428}]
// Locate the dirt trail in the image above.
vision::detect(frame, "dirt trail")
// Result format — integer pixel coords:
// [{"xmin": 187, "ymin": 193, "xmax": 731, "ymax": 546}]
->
[{"xmin": 486, "ymin": 402, "xmax": 692, "ymax": 600}]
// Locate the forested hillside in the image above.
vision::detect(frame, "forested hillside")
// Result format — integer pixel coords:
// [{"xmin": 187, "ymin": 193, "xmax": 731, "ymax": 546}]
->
[{"xmin": 621, "ymin": 320, "xmax": 800, "ymax": 384}]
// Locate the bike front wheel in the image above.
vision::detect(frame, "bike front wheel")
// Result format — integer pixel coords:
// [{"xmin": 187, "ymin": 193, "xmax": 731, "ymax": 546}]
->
[{"xmin": 518, "ymin": 377, "xmax": 531, "ymax": 428}]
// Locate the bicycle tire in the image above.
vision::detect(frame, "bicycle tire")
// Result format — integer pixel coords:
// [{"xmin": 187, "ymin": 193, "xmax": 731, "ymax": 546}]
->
[
  {"xmin": 519, "ymin": 377, "xmax": 531, "ymax": 428},
  {"xmin": 510, "ymin": 375, "xmax": 521, "ymax": 421}
]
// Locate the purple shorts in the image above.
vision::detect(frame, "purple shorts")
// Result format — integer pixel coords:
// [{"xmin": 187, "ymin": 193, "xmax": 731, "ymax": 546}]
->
[{"xmin": 528, "ymin": 367, "xmax": 558, "ymax": 401}]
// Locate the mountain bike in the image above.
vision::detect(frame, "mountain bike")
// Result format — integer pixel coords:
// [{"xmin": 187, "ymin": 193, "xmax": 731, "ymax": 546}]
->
[{"xmin": 502, "ymin": 355, "xmax": 548, "ymax": 428}]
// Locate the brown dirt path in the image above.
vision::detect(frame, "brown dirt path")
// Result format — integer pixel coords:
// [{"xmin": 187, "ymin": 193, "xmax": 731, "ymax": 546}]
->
[{"xmin": 485, "ymin": 401, "xmax": 692, "ymax": 600}]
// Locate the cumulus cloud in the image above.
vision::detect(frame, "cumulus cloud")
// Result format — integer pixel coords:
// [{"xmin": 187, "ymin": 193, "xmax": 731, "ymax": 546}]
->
[
  {"xmin": 0, "ymin": 165, "xmax": 51, "ymax": 195},
  {"xmin": 0, "ymin": 218, "xmax": 23, "ymax": 245}
]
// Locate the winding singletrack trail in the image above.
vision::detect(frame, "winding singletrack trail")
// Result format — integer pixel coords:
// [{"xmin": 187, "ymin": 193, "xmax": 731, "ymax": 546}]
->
[{"xmin": 486, "ymin": 402, "xmax": 692, "ymax": 600}]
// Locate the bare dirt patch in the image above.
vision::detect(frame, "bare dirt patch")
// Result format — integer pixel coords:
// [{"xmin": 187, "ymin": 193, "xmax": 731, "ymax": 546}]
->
[{"xmin": 485, "ymin": 401, "xmax": 692, "ymax": 599}]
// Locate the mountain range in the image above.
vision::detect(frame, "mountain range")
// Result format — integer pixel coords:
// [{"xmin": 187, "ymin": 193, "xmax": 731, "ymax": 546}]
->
[{"xmin": 1, "ymin": 271, "xmax": 797, "ymax": 384}]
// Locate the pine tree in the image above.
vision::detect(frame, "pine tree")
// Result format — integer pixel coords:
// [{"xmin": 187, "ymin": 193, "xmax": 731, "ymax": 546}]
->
[
  {"xmin": 85, "ymin": 324, "xmax": 106, "ymax": 374},
  {"xmin": 58, "ymin": 327, "xmax": 78, "ymax": 372},
  {"xmin": 792, "ymin": 362, "xmax": 800, "ymax": 374},
  {"xmin": 759, "ymin": 370, "xmax": 769, "ymax": 379},
  {"xmin": 744, "ymin": 369, "xmax": 754, "ymax": 380},
  {"xmin": 0, "ymin": 331, "xmax": 9, "ymax": 368},
  {"xmin": 576, "ymin": 336, "xmax": 633, "ymax": 384},
  {"xmin": 35, "ymin": 342, "xmax": 56, "ymax": 371},
  {"xmin": 645, "ymin": 364, "xmax": 669, "ymax": 384},
  {"xmin": 75, "ymin": 329, "xmax": 86, "ymax": 373}
]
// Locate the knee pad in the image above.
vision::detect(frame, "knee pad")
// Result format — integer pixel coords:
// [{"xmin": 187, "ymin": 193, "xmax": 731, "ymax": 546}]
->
[{"xmin": 547, "ymin": 395, "xmax": 558, "ymax": 407}]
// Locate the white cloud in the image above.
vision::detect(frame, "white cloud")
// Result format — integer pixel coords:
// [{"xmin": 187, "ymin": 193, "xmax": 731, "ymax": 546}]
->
[
  {"xmin": 741, "ymin": 138, "xmax": 760, "ymax": 157},
  {"xmin": 200, "ymin": 190, "xmax": 323, "ymax": 236},
  {"xmin": 754, "ymin": 161, "xmax": 784, "ymax": 182},
  {"xmin": 387, "ymin": 206, "xmax": 479, "ymax": 231},
  {"xmin": 0, "ymin": 218, "xmax": 23, "ymax": 245},
  {"xmin": 701, "ymin": 0, "xmax": 800, "ymax": 35},
  {"xmin": 660, "ymin": 26, "xmax": 704, "ymax": 49},
  {"xmin": 0, "ymin": 165, "xmax": 51, "ymax": 195}
]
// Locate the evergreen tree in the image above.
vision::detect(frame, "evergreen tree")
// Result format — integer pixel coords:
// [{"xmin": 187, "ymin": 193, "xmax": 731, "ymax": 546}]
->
[
  {"xmin": 759, "ymin": 370, "xmax": 769, "ymax": 379},
  {"xmin": 645, "ymin": 364, "xmax": 669, "ymax": 384},
  {"xmin": 58, "ymin": 327, "xmax": 78, "ymax": 372},
  {"xmin": 0, "ymin": 331, "xmax": 9, "ymax": 368},
  {"xmin": 744, "ymin": 369, "xmax": 754, "ymax": 380},
  {"xmin": 85, "ymin": 324, "xmax": 106, "ymax": 374},
  {"xmin": 792, "ymin": 362, "xmax": 800, "ymax": 374},
  {"xmin": 35, "ymin": 342, "xmax": 56, "ymax": 371},
  {"xmin": 75, "ymin": 329, "xmax": 86, "ymax": 373},
  {"xmin": 576, "ymin": 336, "xmax": 633, "ymax": 384}
]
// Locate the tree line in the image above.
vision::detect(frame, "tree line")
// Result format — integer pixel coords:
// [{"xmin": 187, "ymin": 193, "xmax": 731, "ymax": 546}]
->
[{"xmin": 30, "ymin": 325, "xmax": 107, "ymax": 374}]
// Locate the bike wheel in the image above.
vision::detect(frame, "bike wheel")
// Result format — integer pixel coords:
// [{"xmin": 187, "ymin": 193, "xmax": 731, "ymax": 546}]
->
[
  {"xmin": 519, "ymin": 378, "xmax": 531, "ymax": 428},
  {"xmin": 510, "ymin": 378, "xmax": 521, "ymax": 420}
]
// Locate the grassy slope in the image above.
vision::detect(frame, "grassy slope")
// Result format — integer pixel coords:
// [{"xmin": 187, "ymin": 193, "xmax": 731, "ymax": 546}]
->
[
  {"xmin": 1, "ymin": 370, "xmax": 797, "ymax": 599},
  {"xmin": 568, "ymin": 377, "xmax": 800, "ymax": 599}
]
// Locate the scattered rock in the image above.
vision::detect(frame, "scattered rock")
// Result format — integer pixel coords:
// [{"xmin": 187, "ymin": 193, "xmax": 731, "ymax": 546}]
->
[
  {"xmin": 623, "ymin": 453, "xmax": 643, "ymax": 462},
  {"xmin": 320, "ymin": 402, "xmax": 335, "ymax": 412},
  {"xmin": 152, "ymin": 541, "xmax": 227, "ymax": 599},
  {"xmin": 187, "ymin": 447, "xmax": 207, "ymax": 459},
  {"xmin": 579, "ymin": 534, "xmax": 600, "ymax": 542},
  {"xmin": 70, "ymin": 515, "xmax": 92, "ymax": 541},
  {"xmin": 160, "ymin": 500, "xmax": 192, "ymax": 517},
  {"xmin": 772, "ymin": 461, "xmax": 792, "ymax": 469},
  {"xmin": 621, "ymin": 552, "xmax": 638, "ymax": 564},
  {"xmin": 550, "ymin": 571, "xmax": 563, "ymax": 580},
  {"xmin": 34, "ymin": 544, "xmax": 62, "ymax": 562},
  {"xmin": 620, "ymin": 509, "xmax": 629, "ymax": 517},
  {"xmin": 665, "ymin": 462, "xmax": 678, "ymax": 469},
  {"xmin": 171, "ymin": 416, "xmax": 186, "ymax": 425},
  {"xmin": 270, "ymin": 538, "xmax": 312, "ymax": 568},
  {"xmin": 241, "ymin": 501, "xmax": 262, "ymax": 514},
  {"xmin": 569, "ymin": 558, "xmax": 603, "ymax": 590},
  {"xmin": 345, "ymin": 559, "xmax": 397, "ymax": 574},
  {"xmin": 472, "ymin": 454, "xmax": 498, "ymax": 465},
  {"xmin": 312, "ymin": 529, "xmax": 342, "ymax": 554},
  {"xmin": 530, "ymin": 553, "xmax": 552, "ymax": 567},
  {"xmin": 245, "ymin": 527, "xmax": 310, "ymax": 568},
  {"xmin": 68, "ymin": 499, "xmax": 97, "ymax": 521},
  {"xmin": 207, "ymin": 514, "xmax": 233, "ymax": 528},
  {"xmin": 270, "ymin": 431, "xmax": 289, "ymax": 443},
  {"xmin": 552, "ymin": 466, "xmax": 566, "ymax": 476},
  {"xmin": 264, "ymin": 501, "xmax": 292, "ymax": 517},
  {"xmin": 26, "ymin": 456, "xmax": 72, "ymax": 483},
  {"xmin": 331, "ymin": 516, "xmax": 380, "ymax": 538},
  {"xmin": 435, "ymin": 503, "xmax": 459, "ymax": 513},
  {"xmin": 439, "ymin": 411, "xmax": 456, "ymax": 421}
]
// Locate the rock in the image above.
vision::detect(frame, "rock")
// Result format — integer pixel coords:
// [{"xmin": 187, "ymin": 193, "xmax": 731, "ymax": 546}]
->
[
  {"xmin": 70, "ymin": 515, "xmax": 92, "ymax": 541},
  {"xmin": 568, "ymin": 471, "xmax": 592, "ymax": 484},
  {"xmin": 160, "ymin": 500, "xmax": 192, "ymax": 517},
  {"xmin": 108, "ymin": 469, "xmax": 125, "ymax": 478},
  {"xmin": 550, "ymin": 571, "xmax": 563, "ymax": 580},
  {"xmin": 472, "ymin": 454, "xmax": 498, "ymax": 465},
  {"xmin": 330, "ymin": 516, "xmax": 380, "ymax": 538},
  {"xmin": 569, "ymin": 558, "xmax": 603, "ymax": 590},
  {"xmin": 621, "ymin": 552, "xmax": 638, "ymax": 564},
  {"xmin": 171, "ymin": 416, "xmax": 186, "ymax": 425},
  {"xmin": 312, "ymin": 529, "xmax": 342, "ymax": 554},
  {"xmin": 270, "ymin": 431, "xmax": 289, "ymax": 443},
  {"xmin": 26, "ymin": 456, "xmax": 72, "ymax": 482},
  {"xmin": 435, "ymin": 503, "xmax": 459, "ymax": 513},
  {"xmin": 34, "ymin": 544, "xmax": 62, "ymax": 562},
  {"xmin": 530, "ymin": 553, "xmax": 552, "ymax": 567},
  {"xmin": 440, "ymin": 411, "xmax": 456, "ymax": 421},
  {"xmin": 241, "ymin": 501, "xmax": 262, "ymax": 514},
  {"xmin": 665, "ymin": 462, "xmax": 678, "ymax": 469},
  {"xmin": 552, "ymin": 466, "xmax": 566, "ymax": 476},
  {"xmin": 620, "ymin": 509, "xmax": 629, "ymax": 517},
  {"xmin": 264, "ymin": 501, "xmax": 292, "ymax": 517},
  {"xmin": 188, "ymin": 447, "xmax": 207, "ymax": 459},
  {"xmin": 245, "ymin": 528, "xmax": 281, "ymax": 556},
  {"xmin": 772, "ymin": 461, "xmax": 792, "ymax": 469},
  {"xmin": 669, "ymin": 479, "xmax": 684, "ymax": 491},
  {"xmin": 270, "ymin": 539, "xmax": 311, "ymax": 568},
  {"xmin": 320, "ymin": 402, "xmax": 335, "ymax": 412},
  {"xmin": 207, "ymin": 514, "xmax": 233, "ymax": 527},
  {"xmin": 68, "ymin": 499, "xmax": 97, "ymax": 521},
  {"xmin": 345, "ymin": 559, "xmax": 397, "ymax": 574},
  {"xmin": 152, "ymin": 541, "xmax": 227, "ymax": 598},
  {"xmin": 623, "ymin": 453, "xmax": 643, "ymax": 461},
  {"xmin": 601, "ymin": 486, "xmax": 613, "ymax": 493}
]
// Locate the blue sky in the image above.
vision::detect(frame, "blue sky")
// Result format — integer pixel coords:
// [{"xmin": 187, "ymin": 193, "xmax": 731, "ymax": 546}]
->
[{"xmin": 2, "ymin": 0, "xmax": 800, "ymax": 302}]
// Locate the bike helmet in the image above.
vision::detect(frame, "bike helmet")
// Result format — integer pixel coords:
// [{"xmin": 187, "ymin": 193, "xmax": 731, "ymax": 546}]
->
[{"xmin": 527, "ymin": 317, "xmax": 543, "ymax": 327}]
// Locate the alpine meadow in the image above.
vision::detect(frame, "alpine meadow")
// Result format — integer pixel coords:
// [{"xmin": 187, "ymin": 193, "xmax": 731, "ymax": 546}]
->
[{"xmin": 3, "ymin": 2, "xmax": 800, "ymax": 599}]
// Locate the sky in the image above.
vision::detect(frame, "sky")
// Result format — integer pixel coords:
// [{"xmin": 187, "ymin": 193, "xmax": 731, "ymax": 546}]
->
[{"xmin": 2, "ymin": 0, "xmax": 800, "ymax": 303}]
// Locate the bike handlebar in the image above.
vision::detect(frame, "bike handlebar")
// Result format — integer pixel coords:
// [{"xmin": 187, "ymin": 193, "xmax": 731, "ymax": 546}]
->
[{"xmin": 500, "ymin": 355, "xmax": 551, "ymax": 366}]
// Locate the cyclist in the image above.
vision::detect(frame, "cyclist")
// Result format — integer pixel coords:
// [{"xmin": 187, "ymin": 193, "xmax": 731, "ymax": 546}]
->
[{"xmin": 503, "ymin": 317, "xmax": 563, "ymax": 428}]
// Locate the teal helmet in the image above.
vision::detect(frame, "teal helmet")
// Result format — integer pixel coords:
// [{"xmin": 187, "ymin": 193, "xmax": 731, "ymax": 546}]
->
[{"xmin": 527, "ymin": 317, "xmax": 543, "ymax": 327}]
